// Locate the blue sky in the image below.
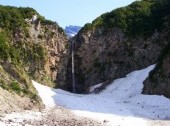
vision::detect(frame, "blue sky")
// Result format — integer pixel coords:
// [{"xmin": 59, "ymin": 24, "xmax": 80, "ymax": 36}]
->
[{"xmin": 0, "ymin": 0, "xmax": 136, "ymax": 28}]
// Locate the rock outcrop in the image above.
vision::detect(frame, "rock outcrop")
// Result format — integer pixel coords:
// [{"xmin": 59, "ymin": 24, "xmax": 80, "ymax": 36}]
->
[
  {"xmin": 24, "ymin": 14, "xmax": 69, "ymax": 87},
  {"xmin": 143, "ymin": 35, "xmax": 170, "ymax": 98},
  {"xmin": 142, "ymin": 8, "xmax": 170, "ymax": 98}
]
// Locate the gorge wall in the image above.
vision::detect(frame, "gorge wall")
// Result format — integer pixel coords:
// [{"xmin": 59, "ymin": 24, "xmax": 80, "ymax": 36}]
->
[
  {"xmin": 0, "ymin": 6, "xmax": 69, "ymax": 113},
  {"xmin": 67, "ymin": 0, "xmax": 170, "ymax": 96},
  {"xmin": 143, "ymin": 23, "xmax": 170, "ymax": 98}
]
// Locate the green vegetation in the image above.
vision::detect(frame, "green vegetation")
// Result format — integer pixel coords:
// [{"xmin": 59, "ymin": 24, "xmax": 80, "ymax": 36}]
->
[
  {"xmin": 58, "ymin": 26, "xmax": 64, "ymax": 33},
  {"xmin": 0, "ymin": 5, "xmax": 40, "ymax": 65},
  {"xmin": 81, "ymin": 0, "xmax": 170, "ymax": 37},
  {"xmin": 65, "ymin": 43, "xmax": 69, "ymax": 49},
  {"xmin": 0, "ymin": 5, "xmax": 38, "ymax": 33},
  {"xmin": 0, "ymin": 65, "xmax": 38, "ymax": 100},
  {"xmin": 0, "ymin": 32, "xmax": 22, "ymax": 64},
  {"xmin": 41, "ymin": 17, "xmax": 65, "ymax": 34},
  {"xmin": 0, "ymin": 32, "xmax": 10, "ymax": 60},
  {"xmin": 10, "ymin": 81, "xmax": 21, "ymax": 94},
  {"xmin": 0, "ymin": 5, "xmax": 50, "ymax": 65},
  {"xmin": 0, "ymin": 5, "xmax": 64, "ymax": 35},
  {"xmin": 0, "ymin": 79, "xmax": 10, "ymax": 91},
  {"xmin": 32, "ymin": 44, "xmax": 46, "ymax": 61},
  {"xmin": 0, "ymin": 5, "xmax": 55, "ymax": 101}
]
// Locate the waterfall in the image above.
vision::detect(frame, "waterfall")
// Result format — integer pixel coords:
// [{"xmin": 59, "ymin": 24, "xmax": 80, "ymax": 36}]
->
[{"xmin": 71, "ymin": 40, "xmax": 76, "ymax": 93}]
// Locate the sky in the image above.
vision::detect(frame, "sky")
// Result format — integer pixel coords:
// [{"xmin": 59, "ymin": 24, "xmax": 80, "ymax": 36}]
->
[{"xmin": 0, "ymin": 0, "xmax": 136, "ymax": 28}]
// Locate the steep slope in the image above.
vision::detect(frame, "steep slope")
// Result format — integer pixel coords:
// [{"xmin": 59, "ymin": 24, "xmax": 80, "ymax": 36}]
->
[
  {"xmin": 143, "ymin": 34, "xmax": 170, "ymax": 98},
  {"xmin": 64, "ymin": 25, "xmax": 81, "ymax": 38},
  {"xmin": 68, "ymin": 0, "xmax": 170, "ymax": 93},
  {"xmin": 0, "ymin": 5, "xmax": 69, "ymax": 113}
]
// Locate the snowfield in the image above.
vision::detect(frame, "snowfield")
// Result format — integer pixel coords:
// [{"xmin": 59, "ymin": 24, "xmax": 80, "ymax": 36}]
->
[
  {"xmin": 1, "ymin": 65, "xmax": 170, "ymax": 126},
  {"xmin": 32, "ymin": 64, "xmax": 170, "ymax": 126}
]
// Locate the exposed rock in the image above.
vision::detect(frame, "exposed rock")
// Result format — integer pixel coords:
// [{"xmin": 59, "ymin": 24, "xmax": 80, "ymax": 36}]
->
[
  {"xmin": 143, "ymin": 44, "xmax": 170, "ymax": 98},
  {"xmin": 68, "ymin": 27, "xmax": 169, "ymax": 93},
  {"xmin": 19, "ymin": 15, "xmax": 69, "ymax": 87},
  {"xmin": 66, "ymin": 0, "xmax": 170, "ymax": 94},
  {"xmin": 142, "ymin": 13, "xmax": 170, "ymax": 98},
  {"xmin": 0, "ymin": 87, "xmax": 43, "ymax": 114},
  {"xmin": 0, "ymin": 6, "xmax": 69, "ymax": 113},
  {"xmin": 0, "ymin": 7, "xmax": 69, "ymax": 88}
]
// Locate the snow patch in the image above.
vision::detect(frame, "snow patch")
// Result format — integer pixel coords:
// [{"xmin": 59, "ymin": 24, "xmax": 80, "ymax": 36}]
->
[
  {"xmin": 89, "ymin": 83, "xmax": 103, "ymax": 92},
  {"xmin": 32, "ymin": 81, "xmax": 56, "ymax": 108}
]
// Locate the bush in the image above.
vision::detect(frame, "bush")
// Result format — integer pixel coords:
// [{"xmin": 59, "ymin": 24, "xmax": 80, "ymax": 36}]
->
[
  {"xmin": 0, "ymin": 32, "xmax": 10, "ymax": 60},
  {"xmin": 82, "ymin": 0, "xmax": 170, "ymax": 37},
  {"xmin": 10, "ymin": 81, "xmax": 21, "ymax": 94},
  {"xmin": 32, "ymin": 44, "xmax": 46, "ymax": 60},
  {"xmin": 65, "ymin": 43, "xmax": 69, "ymax": 49},
  {"xmin": 0, "ymin": 79, "xmax": 9, "ymax": 90},
  {"xmin": 0, "ymin": 5, "xmax": 40, "ymax": 33}
]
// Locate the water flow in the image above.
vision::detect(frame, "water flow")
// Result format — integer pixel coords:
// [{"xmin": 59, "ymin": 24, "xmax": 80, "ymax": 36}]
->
[{"xmin": 71, "ymin": 40, "xmax": 76, "ymax": 93}]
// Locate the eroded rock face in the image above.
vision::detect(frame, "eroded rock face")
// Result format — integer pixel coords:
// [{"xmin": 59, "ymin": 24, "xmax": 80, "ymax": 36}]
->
[
  {"xmin": 69, "ymin": 27, "xmax": 169, "ymax": 93},
  {"xmin": 0, "ymin": 9, "xmax": 69, "ymax": 113},
  {"xmin": 12, "ymin": 16, "xmax": 69, "ymax": 87},
  {"xmin": 143, "ymin": 47, "xmax": 170, "ymax": 98}
]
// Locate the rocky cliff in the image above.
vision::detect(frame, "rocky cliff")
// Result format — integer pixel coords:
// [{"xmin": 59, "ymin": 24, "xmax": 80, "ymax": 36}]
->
[
  {"xmin": 143, "ymin": 21, "xmax": 170, "ymax": 98},
  {"xmin": 68, "ymin": 0, "xmax": 170, "ymax": 94},
  {"xmin": 0, "ymin": 6, "xmax": 69, "ymax": 113}
]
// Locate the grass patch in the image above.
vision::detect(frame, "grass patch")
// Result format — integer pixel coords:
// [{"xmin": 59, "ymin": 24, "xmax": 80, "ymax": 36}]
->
[{"xmin": 10, "ymin": 81, "xmax": 22, "ymax": 94}]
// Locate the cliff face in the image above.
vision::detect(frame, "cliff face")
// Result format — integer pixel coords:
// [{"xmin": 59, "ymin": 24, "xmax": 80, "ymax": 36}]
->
[
  {"xmin": 68, "ymin": 0, "xmax": 170, "ymax": 93},
  {"xmin": 23, "ymin": 15, "xmax": 69, "ymax": 87},
  {"xmin": 143, "ymin": 53, "xmax": 170, "ymax": 98},
  {"xmin": 142, "ymin": 23, "xmax": 170, "ymax": 98},
  {"xmin": 70, "ymin": 27, "xmax": 169, "ymax": 93},
  {"xmin": 0, "ymin": 6, "xmax": 69, "ymax": 112},
  {"xmin": 141, "ymin": 2, "xmax": 170, "ymax": 98}
]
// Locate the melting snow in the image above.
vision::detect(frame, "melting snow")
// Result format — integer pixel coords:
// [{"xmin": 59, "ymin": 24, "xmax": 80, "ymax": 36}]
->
[
  {"xmin": 1, "ymin": 65, "xmax": 170, "ymax": 126},
  {"xmin": 89, "ymin": 83, "xmax": 103, "ymax": 92},
  {"xmin": 32, "ymin": 64, "xmax": 170, "ymax": 126}
]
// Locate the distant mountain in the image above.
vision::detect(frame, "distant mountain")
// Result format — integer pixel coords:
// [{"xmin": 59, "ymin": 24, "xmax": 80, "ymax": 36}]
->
[{"xmin": 64, "ymin": 25, "xmax": 81, "ymax": 38}]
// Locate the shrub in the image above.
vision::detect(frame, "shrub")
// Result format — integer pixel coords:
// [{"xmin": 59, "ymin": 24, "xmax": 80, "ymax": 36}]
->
[
  {"xmin": 0, "ymin": 32, "xmax": 10, "ymax": 60},
  {"xmin": 82, "ymin": 0, "xmax": 170, "ymax": 37},
  {"xmin": 65, "ymin": 43, "xmax": 69, "ymax": 49},
  {"xmin": 10, "ymin": 81, "xmax": 21, "ymax": 94}
]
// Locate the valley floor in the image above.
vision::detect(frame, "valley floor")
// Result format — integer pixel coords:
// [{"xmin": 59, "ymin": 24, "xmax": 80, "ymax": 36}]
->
[
  {"xmin": 0, "ymin": 107, "xmax": 102, "ymax": 126},
  {"xmin": 0, "ymin": 107, "xmax": 170, "ymax": 126},
  {"xmin": 0, "ymin": 65, "xmax": 170, "ymax": 126}
]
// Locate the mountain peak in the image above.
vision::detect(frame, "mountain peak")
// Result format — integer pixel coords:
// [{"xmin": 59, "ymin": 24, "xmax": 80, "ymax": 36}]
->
[{"xmin": 64, "ymin": 25, "xmax": 81, "ymax": 38}]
